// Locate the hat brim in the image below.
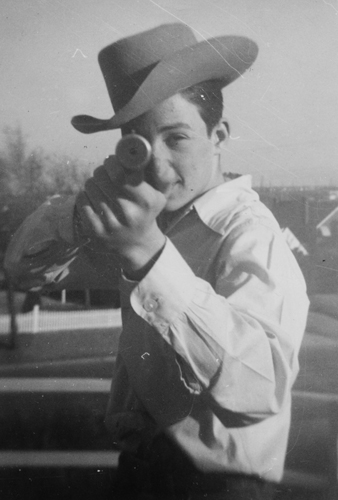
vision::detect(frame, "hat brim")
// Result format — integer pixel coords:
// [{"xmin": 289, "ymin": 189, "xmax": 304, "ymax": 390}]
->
[{"xmin": 71, "ymin": 36, "xmax": 258, "ymax": 134}]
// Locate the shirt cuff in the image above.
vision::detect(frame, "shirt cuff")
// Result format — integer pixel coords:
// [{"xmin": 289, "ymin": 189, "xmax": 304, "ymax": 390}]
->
[{"xmin": 128, "ymin": 238, "xmax": 196, "ymax": 332}]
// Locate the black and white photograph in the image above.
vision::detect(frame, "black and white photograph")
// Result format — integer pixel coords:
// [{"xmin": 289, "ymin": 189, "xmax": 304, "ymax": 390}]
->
[{"xmin": 0, "ymin": 1, "xmax": 338, "ymax": 498}]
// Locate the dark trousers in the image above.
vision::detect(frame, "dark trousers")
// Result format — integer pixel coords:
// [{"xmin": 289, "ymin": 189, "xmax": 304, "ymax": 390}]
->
[{"xmin": 112, "ymin": 435, "xmax": 276, "ymax": 500}]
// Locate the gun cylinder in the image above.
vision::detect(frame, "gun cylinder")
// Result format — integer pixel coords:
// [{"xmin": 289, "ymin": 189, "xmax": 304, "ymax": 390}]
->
[{"xmin": 115, "ymin": 134, "xmax": 152, "ymax": 171}]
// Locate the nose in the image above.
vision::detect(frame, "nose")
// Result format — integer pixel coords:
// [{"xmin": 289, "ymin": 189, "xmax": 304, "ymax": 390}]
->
[{"xmin": 145, "ymin": 141, "xmax": 175, "ymax": 192}]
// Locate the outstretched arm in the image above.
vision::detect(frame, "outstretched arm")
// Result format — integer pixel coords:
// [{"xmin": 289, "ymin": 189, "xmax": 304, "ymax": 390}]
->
[{"xmin": 117, "ymin": 209, "xmax": 309, "ymax": 426}]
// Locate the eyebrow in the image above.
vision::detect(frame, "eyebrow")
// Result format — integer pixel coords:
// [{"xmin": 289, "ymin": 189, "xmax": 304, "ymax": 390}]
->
[
  {"xmin": 123, "ymin": 122, "xmax": 192, "ymax": 136},
  {"xmin": 158, "ymin": 122, "xmax": 192, "ymax": 133}
]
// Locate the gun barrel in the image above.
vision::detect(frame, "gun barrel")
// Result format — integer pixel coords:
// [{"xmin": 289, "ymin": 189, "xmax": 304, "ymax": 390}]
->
[{"xmin": 115, "ymin": 134, "xmax": 152, "ymax": 171}]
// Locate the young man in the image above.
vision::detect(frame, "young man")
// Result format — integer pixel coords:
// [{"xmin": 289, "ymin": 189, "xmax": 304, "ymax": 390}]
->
[{"xmin": 5, "ymin": 24, "xmax": 309, "ymax": 499}]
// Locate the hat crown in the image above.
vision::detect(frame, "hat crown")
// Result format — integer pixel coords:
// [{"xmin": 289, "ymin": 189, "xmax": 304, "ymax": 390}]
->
[
  {"xmin": 71, "ymin": 24, "xmax": 258, "ymax": 134},
  {"xmin": 98, "ymin": 24, "xmax": 198, "ymax": 112}
]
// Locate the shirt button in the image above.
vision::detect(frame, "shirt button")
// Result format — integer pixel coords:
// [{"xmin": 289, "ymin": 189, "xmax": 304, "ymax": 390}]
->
[{"xmin": 143, "ymin": 299, "xmax": 157, "ymax": 312}]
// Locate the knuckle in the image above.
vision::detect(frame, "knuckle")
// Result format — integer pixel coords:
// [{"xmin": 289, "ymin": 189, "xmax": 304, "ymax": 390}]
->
[{"xmin": 141, "ymin": 197, "xmax": 152, "ymax": 210}]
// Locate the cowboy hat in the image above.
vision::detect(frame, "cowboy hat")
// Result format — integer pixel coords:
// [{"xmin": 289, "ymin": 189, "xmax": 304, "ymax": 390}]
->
[{"xmin": 71, "ymin": 23, "xmax": 258, "ymax": 134}]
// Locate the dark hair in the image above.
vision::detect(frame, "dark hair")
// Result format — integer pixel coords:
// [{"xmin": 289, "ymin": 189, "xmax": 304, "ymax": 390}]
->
[
  {"xmin": 179, "ymin": 79, "xmax": 224, "ymax": 136},
  {"xmin": 121, "ymin": 79, "xmax": 225, "ymax": 137}
]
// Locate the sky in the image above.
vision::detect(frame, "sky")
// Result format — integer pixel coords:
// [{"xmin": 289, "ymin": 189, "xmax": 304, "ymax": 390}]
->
[{"xmin": 1, "ymin": 0, "xmax": 338, "ymax": 186}]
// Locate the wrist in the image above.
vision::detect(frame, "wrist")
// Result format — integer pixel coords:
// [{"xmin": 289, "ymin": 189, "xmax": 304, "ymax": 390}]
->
[{"xmin": 121, "ymin": 234, "xmax": 166, "ymax": 281}]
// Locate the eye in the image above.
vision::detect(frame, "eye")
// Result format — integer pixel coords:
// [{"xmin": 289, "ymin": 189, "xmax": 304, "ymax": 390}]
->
[{"xmin": 165, "ymin": 133, "xmax": 188, "ymax": 149}]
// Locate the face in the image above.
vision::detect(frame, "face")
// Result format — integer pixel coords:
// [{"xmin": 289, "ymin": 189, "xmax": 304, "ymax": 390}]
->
[{"xmin": 123, "ymin": 93, "xmax": 226, "ymax": 211}]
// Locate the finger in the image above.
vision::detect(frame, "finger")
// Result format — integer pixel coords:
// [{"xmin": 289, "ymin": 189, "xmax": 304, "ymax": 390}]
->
[
  {"xmin": 99, "ymin": 201, "xmax": 123, "ymax": 232},
  {"xmin": 75, "ymin": 190, "xmax": 95, "ymax": 221},
  {"xmin": 122, "ymin": 181, "xmax": 167, "ymax": 212},
  {"xmin": 80, "ymin": 203, "xmax": 109, "ymax": 238},
  {"xmin": 84, "ymin": 176, "xmax": 117, "ymax": 208},
  {"xmin": 76, "ymin": 190, "xmax": 110, "ymax": 234},
  {"xmin": 84, "ymin": 180, "xmax": 128, "ymax": 226},
  {"xmin": 84, "ymin": 202, "xmax": 124, "ymax": 249}
]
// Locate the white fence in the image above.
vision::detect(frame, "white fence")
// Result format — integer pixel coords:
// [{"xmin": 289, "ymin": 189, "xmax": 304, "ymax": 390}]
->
[{"xmin": 0, "ymin": 307, "xmax": 122, "ymax": 335}]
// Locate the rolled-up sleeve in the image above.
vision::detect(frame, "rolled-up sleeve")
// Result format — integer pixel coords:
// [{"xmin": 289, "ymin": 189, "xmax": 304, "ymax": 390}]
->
[{"xmin": 129, "ymin": 218, "xmax": 309, "ymax": 420}]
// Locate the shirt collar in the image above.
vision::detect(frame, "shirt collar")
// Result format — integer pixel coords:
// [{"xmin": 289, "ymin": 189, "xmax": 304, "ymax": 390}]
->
[
  {"xmin": 158, "ymin": 175, "xmax": 257, "ymax": 235},
  {"xmin": 192, "ymin": 174, "xmax": 258, "ymax": 234}
]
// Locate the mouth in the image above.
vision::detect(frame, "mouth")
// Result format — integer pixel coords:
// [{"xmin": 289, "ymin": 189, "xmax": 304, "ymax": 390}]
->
[
  {"xmin": 145, "ymin": 169, "xmax": 181, "ymax": 195},
  {"xmin": 159, "ymin": 181, "xmax": 182, "ymax": 201}
]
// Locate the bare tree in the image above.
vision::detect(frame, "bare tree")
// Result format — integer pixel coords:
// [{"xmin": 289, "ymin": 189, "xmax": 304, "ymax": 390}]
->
[{"xmin": 0, "ymin": 125, "xmax": 90, "ymax": 260}]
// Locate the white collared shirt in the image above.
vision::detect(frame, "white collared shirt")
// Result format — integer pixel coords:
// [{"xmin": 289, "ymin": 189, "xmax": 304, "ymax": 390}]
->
[{"xmin": 5, "ymin": 175, "xmax": 309, "ymax": 482}]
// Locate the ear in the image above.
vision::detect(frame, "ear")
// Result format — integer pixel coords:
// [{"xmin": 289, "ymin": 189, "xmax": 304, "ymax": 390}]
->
[{"xmin": 212, "ymin": 120, "xmax": 229, "ymax": 152}]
